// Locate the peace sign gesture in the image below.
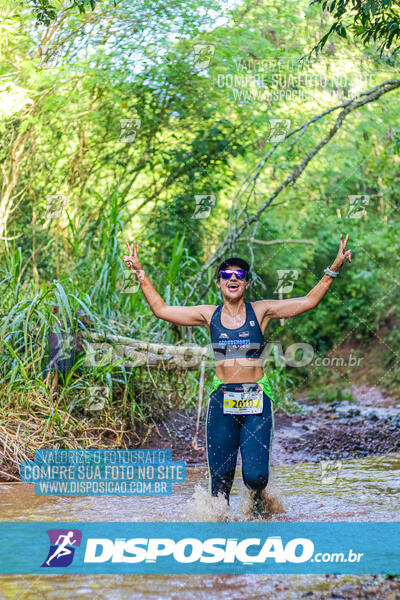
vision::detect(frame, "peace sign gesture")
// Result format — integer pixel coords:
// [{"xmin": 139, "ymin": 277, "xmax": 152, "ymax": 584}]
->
[
  {"xmin": 123, "ymin": 240, "xmax": 145, "ymax": 282},
  {"xmin": 334, "ymin": 233, "xmax": 352, "ymax": 268}
]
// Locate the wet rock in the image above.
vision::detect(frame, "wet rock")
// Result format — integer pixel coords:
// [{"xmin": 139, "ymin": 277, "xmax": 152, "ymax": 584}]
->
[
  {"xmin": 331, "ymin": 583, "xmax": 357, "ymax": 597},
  {"xmin": 348, "ymin": 408, "xmax": 360, "ymax": 417},
  {"xmin": 330, "ymin": 589, "xmax": 345, "ymax": 598}
]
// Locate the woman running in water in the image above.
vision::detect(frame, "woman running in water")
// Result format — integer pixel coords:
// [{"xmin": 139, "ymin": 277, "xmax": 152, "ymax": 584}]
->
[{"xmin": 123, "ymin": 234, "xmax": 351, "ymax": 516}]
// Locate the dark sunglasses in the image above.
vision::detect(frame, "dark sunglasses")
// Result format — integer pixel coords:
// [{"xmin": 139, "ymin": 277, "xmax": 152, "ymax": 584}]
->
[{"xmin": 219, "ymin": 269, "xmax": 248, "ymax": 280}]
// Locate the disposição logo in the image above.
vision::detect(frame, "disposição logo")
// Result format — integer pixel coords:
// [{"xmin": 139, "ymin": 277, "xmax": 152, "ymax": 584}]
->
[{"xmin": 41, "ymin": 529, "xmax": 82, "ymax": 567}]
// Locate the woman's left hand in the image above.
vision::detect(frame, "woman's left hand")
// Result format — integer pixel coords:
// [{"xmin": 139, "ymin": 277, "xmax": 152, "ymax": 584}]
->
[{"xmin": 333, "ymin": 233, "xmax": 352, "ymax": 269}]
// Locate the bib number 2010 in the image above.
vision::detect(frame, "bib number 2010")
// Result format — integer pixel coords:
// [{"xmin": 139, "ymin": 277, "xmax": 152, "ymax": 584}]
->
[
  {"xmin": 231, "ymin": 398, "xmax": 255, "ymax": 409},
  {"xmin": 223, "ymin": 388, "xmax": 263, "ymax": 415}
]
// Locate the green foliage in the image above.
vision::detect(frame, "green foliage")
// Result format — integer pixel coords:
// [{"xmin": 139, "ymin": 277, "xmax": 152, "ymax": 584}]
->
[
  {"xmin": 310, "ymin": 0, "xmax": 400, "ymax": 56},
  {"xmin": 25, "ymin": 0, "xmax": 102, "ymax": 25}
]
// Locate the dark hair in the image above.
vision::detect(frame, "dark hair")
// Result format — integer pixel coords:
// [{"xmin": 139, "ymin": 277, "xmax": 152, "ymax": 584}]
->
[{"xmin": 216, "ymin": 256, "xmax": 250, "ymax": 281}]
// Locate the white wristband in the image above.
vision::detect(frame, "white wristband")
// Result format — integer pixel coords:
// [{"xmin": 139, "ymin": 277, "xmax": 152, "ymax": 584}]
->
[{"xmin": 324, "ymin": 265, "xmax": 339, "ymax": 278}]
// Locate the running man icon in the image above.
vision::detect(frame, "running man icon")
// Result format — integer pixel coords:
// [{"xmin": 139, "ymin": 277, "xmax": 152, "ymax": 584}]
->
[
  {"xmin": 46, "ymin": 531, "xmax": 76, "ymax": 565},
  {"xmin": 42, "ymin": 529, "xmax": 82, "ymax": 568}
]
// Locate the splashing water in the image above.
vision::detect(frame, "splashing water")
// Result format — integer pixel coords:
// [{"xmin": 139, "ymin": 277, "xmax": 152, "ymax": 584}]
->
[
  {"xmin": 240, "ymin": 468, "xmax": 286, "ymax": 520},
  {"xmin": 185, "ymin": 484, "xmax": 234, "ymax": 522},
  {"xmin": 185, "ymin": 467, "xmax": 286, "ymax": 522}
]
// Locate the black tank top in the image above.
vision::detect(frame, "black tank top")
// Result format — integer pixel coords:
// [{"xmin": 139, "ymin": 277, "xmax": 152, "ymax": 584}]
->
[{"xmin": 210, "ymin": 302, "xmax": 265, "ymax": 361}]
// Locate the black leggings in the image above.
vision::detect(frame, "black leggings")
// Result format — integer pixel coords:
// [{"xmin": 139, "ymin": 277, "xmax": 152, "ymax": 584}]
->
[{"xmin": 206, "ymin": 382, "xmax": 274, "ymax": 500}]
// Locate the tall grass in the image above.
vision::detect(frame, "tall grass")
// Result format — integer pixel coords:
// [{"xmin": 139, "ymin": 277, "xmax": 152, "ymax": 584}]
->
[{"xmin": 0, "ymin": 193, "xmax": 210, "ymax": 477}]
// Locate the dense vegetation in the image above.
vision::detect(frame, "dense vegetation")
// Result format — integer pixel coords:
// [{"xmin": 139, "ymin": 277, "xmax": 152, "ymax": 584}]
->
[{"xmin": 1, "ymin": 0, "xmax": 399, "ymax": 464}]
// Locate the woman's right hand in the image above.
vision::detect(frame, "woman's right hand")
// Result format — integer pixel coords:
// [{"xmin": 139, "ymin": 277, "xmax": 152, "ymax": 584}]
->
[
  {"xmin": 123, "ymin": 240, "xmax": 143, "ymax": 272},
  {"xmin": 123, "ymin": 239, "xmax": 214, "ymax": 326}
]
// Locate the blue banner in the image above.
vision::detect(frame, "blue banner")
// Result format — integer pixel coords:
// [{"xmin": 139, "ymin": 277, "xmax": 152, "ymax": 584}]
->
[{"xmin": 0, "ymin": 522, "xmax": 399, "ymax": 574}]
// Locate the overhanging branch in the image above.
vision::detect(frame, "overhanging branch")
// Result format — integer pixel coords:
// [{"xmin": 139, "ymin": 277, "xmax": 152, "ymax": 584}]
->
[{"xmin": 183, "ymin": 79, "xmax": 400, "ymax": 304}]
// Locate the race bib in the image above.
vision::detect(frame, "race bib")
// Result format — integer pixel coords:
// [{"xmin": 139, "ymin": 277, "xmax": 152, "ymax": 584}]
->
[{"xmin": 223, "ymin": 385, "xmax": 263, "ymax": 415}]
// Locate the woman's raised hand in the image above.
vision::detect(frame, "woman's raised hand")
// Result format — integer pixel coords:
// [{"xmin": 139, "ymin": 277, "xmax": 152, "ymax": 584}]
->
[
  {"xmin": 123, "ymin": 240, "xmax": 142, "ymax": 271},
  {"xmin": 334, "ymin": 233, "xmax": 352, "ymax": 268}
]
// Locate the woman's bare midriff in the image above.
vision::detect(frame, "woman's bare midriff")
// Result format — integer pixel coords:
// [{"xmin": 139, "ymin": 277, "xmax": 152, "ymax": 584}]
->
[{"xmin": 215, "ymin": 358, "xmax": 264, "ymax": 384}]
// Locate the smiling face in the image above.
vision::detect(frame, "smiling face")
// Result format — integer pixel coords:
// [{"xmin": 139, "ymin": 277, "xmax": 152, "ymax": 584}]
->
[{"xmin": 216, "ymin": 264, "xmax": 250, "ymax": 301}]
